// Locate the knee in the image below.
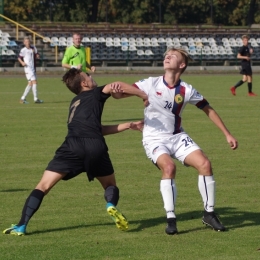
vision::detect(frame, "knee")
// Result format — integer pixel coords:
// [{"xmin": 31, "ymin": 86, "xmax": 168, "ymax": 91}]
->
[
  {"xmin": 35, "ymin": 183, "xmax": 51, "ymax": 195},
  {"xmin": 161, "ymin": 162, "xmax": 176, "ymax": 179},
  {"xmin": 197, "ymin": 158, "xmax": 212, "ymax": 174}
]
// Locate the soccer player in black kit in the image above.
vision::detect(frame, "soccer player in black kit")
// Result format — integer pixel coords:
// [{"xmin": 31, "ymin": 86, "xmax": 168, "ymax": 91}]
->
[
  {"xmin": 230, "ymin": 35, "xmax": 257, "ymax": 96},
  {"xmin": 3, "ymin": 68, "xmax": 147, "ymax": 236}
]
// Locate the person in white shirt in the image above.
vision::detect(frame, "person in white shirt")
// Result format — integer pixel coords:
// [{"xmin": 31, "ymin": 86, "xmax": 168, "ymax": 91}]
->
[
  {"xmin": 18, "ymin": 37, "xmax": 43, "ymax": 104},
  {"xmin": 133, "ymin": 47, "xmax": 238, "ymax": 235}
]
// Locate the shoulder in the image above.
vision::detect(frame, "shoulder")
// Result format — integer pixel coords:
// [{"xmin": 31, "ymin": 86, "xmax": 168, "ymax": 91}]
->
[
  {"xmin": 65, "ymin": 46, "xmax": 73, "ymax": 52},
  {"xmin": 180, "ymin": 80, "xmax": 198, "ymax": 96},
  {"xmin": 180, "ymin": 80, "xmax": 193, "ymax": 90},
  {"xmin": 137, "ymin": 76, "xmax": 161, "ymax": 84}
]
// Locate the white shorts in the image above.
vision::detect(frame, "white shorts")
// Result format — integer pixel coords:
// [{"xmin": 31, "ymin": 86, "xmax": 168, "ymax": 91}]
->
[
  {"xmin": 143, "ymin": 132, "xmax": 201, "ymax": 164},
  {"xmin": 24, "ymin": 67, "xmax": 36, "ymax": 81}
]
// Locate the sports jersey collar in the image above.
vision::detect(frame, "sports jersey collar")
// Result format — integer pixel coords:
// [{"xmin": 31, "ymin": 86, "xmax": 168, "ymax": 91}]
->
[{"xmin": 163, "ymin": 76, "xmax": 181, "ymax": 89}]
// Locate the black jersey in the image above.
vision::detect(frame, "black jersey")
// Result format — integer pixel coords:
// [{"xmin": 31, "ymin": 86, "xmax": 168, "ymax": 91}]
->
[
  {"xmin": 66, "ymin": 85, "xmax": 110, "ymax": 139},
  {"xmin": 238, "ymin": 45, "xmax": 251, "ymax": 64}
]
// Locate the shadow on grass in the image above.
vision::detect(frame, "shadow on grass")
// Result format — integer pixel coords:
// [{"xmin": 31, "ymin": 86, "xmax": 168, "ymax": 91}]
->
[
  {"xmin": 26, "ymin": 207, "xmax": 260, "ymax": 235},
  {"xmin": 128, "ymin": 207, "xmax": 260, "ymax": 234},
  {"xmin": 0, "ymin": 189, "xmax": 30, "ymax": 192}
]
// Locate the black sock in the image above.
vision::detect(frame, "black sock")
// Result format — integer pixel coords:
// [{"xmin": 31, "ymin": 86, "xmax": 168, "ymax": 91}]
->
[
  {"xmin": 17, "ymin": 189, "xmax": 45, "ymax": 226},
  {"xmin": 248, "ymin": 82, "xmax": 252, "ymax": 93},
  {"xmin": 234, "ymin": 80, "xmax": 244, "ymax": 88},
  {"xmin": 104, "ymin": 186, "xmax": 119, "ymax": 206},
  {"xmin": 204, "ymin": 210, "xmax": 215, "ymax": 217}
]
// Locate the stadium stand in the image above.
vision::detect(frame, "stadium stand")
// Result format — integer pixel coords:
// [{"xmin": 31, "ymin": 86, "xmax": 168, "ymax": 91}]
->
[{"xmin": 0, "ymin": 22, "xmax": 260, "ymax": 68}]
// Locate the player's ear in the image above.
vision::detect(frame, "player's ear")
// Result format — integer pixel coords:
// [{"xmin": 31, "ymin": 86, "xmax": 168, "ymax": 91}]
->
[{"xmin": 180, "ymin": 62, "xmax": 186, "ymax": 69}]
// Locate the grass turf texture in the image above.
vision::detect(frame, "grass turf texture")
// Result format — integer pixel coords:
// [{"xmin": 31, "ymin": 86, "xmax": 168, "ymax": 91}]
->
[{"xmin": 0, "ymin": 74, "xmax": 259, "ymax": 260}]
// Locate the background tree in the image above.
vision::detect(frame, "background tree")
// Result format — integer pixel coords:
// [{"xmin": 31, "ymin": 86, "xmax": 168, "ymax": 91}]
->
[{"xmin": 3, "ymin": 0, "xmax": 260, "ymax": 26}]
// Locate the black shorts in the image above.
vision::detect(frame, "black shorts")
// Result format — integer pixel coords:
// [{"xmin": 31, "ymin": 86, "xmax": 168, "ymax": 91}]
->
[
  {"xmin": 240, "ymin": 62, "xmax": 252, "ymax": 76},
  {"xmin": 46, "ymin": 137, "xmax": 114, "ymax": 181}
]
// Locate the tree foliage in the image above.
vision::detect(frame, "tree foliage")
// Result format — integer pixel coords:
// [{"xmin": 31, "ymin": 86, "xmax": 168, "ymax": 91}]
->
[{"xmin": 3, "ymin": 0, "xmax": 260, "ymax": 26}]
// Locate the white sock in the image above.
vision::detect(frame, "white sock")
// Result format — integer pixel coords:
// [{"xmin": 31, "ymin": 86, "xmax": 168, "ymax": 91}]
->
[
  {"xmin": 21, "ymin": 85, "xmax": 31, "ymax": 100},
  {"xmin": 32, "ymin": 84, "xmax": 38, "ymax": 101},
  {"xmin": 160, "ymin": 179, "xmax": 177, "ymax": 218},
  {"xmin": 198, "ymin": 175, "xmax": 215, "ymax": 212}
]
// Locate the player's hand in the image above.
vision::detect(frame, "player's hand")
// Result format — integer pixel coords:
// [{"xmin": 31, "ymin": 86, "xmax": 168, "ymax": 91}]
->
[
  {"xmin": 250, "ymin": 48, "xmax": 253, "ymax": 54},
  {"xmin": 130, "ymin": 120, "xmax": 144, "ymax": 132},
  {"xmin": 246, "ymin": 56, "xmax": 250, "ymax": 61},
  {"xmin": 226, "ymin": 134, "xmax": 238, "ymax": 150},
  {"xmin": 77, "ymin": 64, "xmax": 82, "ymax": 69},
  {"xmin": 90, "ymin": 66, "xmax": 96, "ymax": 72},
  {"xmin": 22, "ymin": 62, "xmax": 27, "ymax": 67},
  {"xmin": 110, "ymin": 83, "xmax": 123, "ymax": 93}
]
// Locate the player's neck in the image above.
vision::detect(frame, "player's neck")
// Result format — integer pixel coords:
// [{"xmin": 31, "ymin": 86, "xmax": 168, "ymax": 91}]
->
[{"xmin": 164, "ymin": 71, "xmax": 181, "ymax": 86}]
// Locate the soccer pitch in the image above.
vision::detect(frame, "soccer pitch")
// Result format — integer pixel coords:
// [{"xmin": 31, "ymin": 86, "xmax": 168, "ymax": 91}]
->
[{"xmin": 0, "ymin": 73, "xmax": 259, "ymax": 260}]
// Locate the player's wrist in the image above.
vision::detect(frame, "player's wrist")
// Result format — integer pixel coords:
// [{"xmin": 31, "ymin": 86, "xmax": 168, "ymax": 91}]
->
[{"xmin": 71, "ymin": 65, "xmax": 77, "ymax": 69}]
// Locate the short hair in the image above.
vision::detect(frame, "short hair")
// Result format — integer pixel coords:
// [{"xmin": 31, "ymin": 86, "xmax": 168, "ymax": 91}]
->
[
  {"xmin": 62, "ymin": 68, "xmax": 87, "ymax": 95},
  {"xmin": 164, "ymin": 46, "xmax": 190, "ymax": 73},
  {"xmin": 242, "ymin": 35, "xmax": 249, "ymax": 40},
  {"xmin": 72, "ymin": 32, "xmax": 81, "ymax": 37}
]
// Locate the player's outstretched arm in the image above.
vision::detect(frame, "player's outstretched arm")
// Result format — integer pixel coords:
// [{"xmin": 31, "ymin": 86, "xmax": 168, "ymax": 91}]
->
[
  {"xmin": 102, "ymin": 120, "xmax": 144, "ymax": 136},
  {"xmin": 202, "ymin": 105, "xmax": 238, "ymax": 150},
  {"xmin": 103, "ymin": 82, "xmax": 148, "ymax": 100}
]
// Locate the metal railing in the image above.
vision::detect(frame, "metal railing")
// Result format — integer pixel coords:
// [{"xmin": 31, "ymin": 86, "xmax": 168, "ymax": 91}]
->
[{"xmin": 0, "ymin": 14, "xmax": 58, "ymax": 63}]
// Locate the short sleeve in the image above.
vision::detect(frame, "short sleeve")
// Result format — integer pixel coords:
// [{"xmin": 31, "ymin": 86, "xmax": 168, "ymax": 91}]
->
[
  {"xmin": 94, "ymin": 85, "xmax": 111, "ymax": 102},
  {"xmin": 238, "ymin": 46, "xmax": 244, "ymax": 55},
  {"xmin": 19, "ymin": 48, "xmax": 24, "ymax": 57},
  {"xmin": 62, "ymin": 47, "xmax": 70, "ymax": 64},
  {"xmin": 189, "ymin": 87, "xmax": 209, "ymax": 109},
  {"xmin": 133, "ymin": 77, "xmax": 153, "ymax": 94}
]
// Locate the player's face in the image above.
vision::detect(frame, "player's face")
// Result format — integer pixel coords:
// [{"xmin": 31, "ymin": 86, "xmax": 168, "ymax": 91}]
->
[
  {"xmin": 81, "ymin": 72, "xmax": 97, "ymax": 90},
  {"xmin": 24, "ymin": 39, "xmax": 30, "ymax": 48},
  {"xmin": 73, "ymin": 34, "xmax": 82, "ymax": 47},
  {"xmin": 163, "ymin": 50, "xmax": 185, "ymax": 71},
  {"xmin": 242, "ymin": 38, "xmax": 249, "ymax": 46}
]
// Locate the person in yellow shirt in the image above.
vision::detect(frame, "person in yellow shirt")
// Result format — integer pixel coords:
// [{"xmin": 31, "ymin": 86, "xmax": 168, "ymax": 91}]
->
[{"xmin": 62, "ymin": 33, "xmax": 95, "ymax": 72}]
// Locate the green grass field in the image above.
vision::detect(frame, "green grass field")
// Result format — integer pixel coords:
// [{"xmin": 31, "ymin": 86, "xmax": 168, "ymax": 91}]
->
[{"xmin": 0, "ymin": 73, "xmax": 259, "ymax": 260}]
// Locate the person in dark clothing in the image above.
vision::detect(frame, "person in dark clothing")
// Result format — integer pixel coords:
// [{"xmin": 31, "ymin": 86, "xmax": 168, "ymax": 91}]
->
[
  {"xmin": 230, "ymin": 35, "xmax": 257, "ymax": 96},
  {"xmin": 3, "ymin": 69, "xmax": 147, "ymax": 236}
]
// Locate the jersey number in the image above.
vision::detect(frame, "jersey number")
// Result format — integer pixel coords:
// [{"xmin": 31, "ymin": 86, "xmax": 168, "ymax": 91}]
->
[
  {"xmin": 164, "ymin": 101, "xmax": 173, "ymax": 109},
  {"xmin": 182, "ymin": 137, "xmax": 193, "ymax": 147},
  {"xmin": 68, "ymin": 100, "xmax": 81, "ymax": 124}
]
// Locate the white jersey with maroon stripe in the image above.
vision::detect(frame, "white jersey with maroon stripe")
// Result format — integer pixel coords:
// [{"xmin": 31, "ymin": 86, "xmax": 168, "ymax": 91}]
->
[{"xmin": 134, "ymin": 76, "xmax": 209, "ymax": 141}]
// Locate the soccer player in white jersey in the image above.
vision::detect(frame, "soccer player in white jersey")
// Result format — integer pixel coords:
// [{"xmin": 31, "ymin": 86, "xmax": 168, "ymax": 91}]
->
[
  {"xmin": 133, "ymin": 47, "xmax": 238, "ymax": 235},
  {"xmin": 18, "ymin": 37, "xmax": 43, "ymax": 104}
]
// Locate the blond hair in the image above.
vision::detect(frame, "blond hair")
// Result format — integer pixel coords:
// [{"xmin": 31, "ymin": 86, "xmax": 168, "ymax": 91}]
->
[
  {"xmin": 164, "ymin": 46, "xmax": 190, "ymax": 73},
  {"xmin": 242, "ymin": 35, "xmax": 249, "ymax": 40}
]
